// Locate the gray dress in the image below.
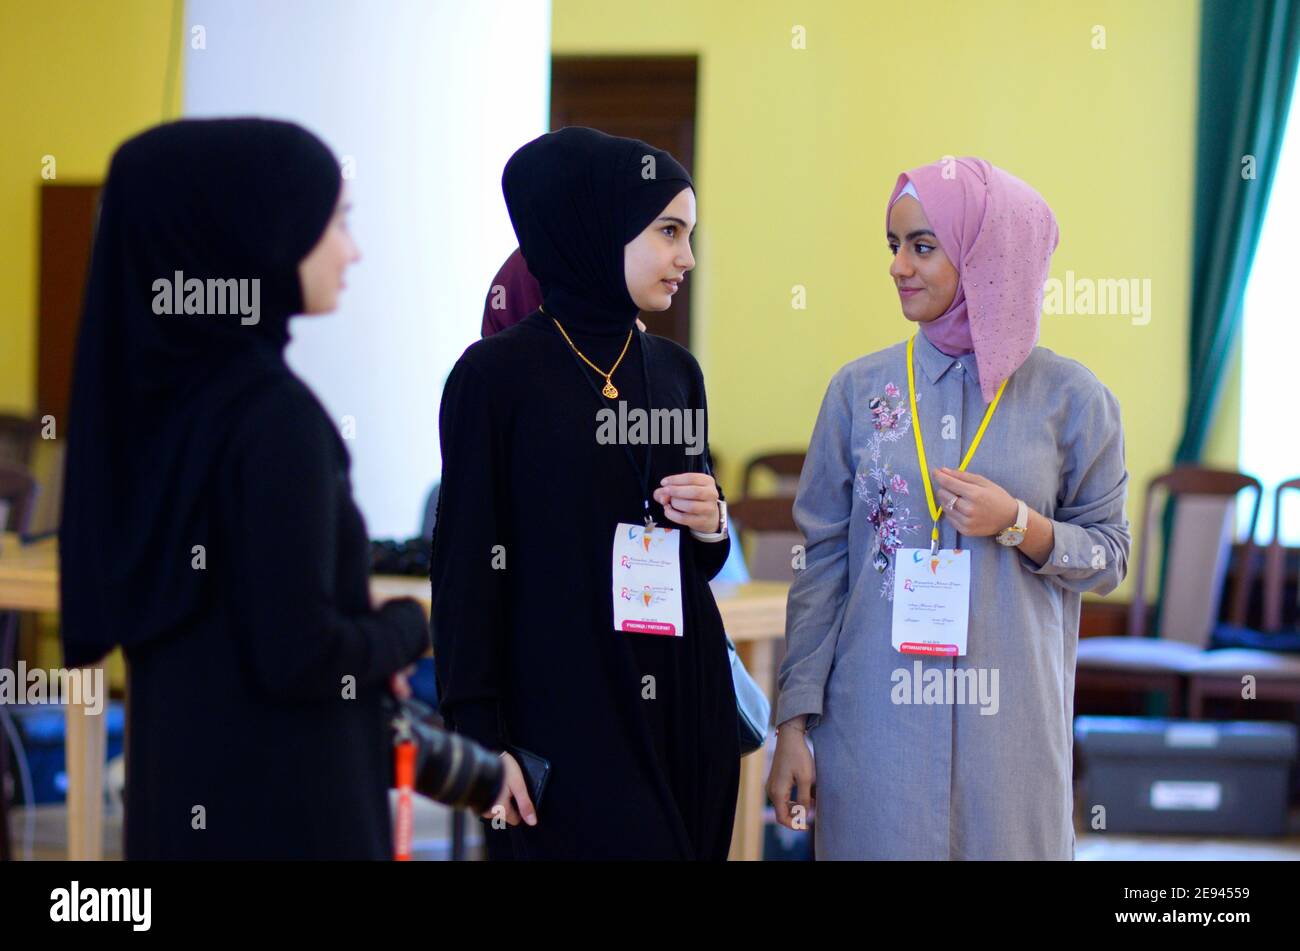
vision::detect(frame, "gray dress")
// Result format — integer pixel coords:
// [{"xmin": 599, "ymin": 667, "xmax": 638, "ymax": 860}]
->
[{"xmin": 776, "ymin": 330, "xmax": 1131, "ymax": 860}]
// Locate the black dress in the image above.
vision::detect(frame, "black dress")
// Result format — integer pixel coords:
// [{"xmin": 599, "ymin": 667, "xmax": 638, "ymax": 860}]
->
[
  {"xmin": 56, "ymin": 119, "xmax": 430, "ymax": 860},
  {"xmin": 431, "ymin": 311, "xmax": 740, "ymax": 860},
  {"xmin": 124, "ymin": 375, "xmax": 429, "ymax": 859}
]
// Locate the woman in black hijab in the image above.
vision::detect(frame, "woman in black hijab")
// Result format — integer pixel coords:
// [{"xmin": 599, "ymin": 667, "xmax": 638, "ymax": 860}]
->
[
  {"xmin": 431, "ymin": 127, "xmax": 739, "ymax": 860},
  {"xmin": 59, "ymin": 118, "xmax": 430, "ymax": 860}
]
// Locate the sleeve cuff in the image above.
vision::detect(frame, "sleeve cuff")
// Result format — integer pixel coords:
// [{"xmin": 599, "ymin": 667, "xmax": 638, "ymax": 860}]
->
[
  {"xmin": 1018, "ymin": 519, "xmax": 1098, "ymax": 576},
  {"xmin": 690, "ymin": 527, "xmax": 727, "ymax": 542},
  {"xmin": 775, "ymin": 686, "xmax": 825, "ymax": 730}
]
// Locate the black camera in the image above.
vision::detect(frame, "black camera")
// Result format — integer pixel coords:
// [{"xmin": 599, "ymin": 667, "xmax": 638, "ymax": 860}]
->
[{"xmin": 386, "ymin": 696, "xmax": 503, "ymax": 814}]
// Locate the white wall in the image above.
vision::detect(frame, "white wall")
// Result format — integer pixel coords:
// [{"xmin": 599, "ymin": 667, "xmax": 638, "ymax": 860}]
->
[{"xmin": 184, "ymin": 0, "xmax": 550, "ymax": 537}]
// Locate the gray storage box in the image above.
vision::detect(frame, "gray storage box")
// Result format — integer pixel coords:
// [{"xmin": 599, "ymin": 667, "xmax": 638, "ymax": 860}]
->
[{"xmin": 1074, "ymin": 717, "xmax": 1297, "ymax": 836}]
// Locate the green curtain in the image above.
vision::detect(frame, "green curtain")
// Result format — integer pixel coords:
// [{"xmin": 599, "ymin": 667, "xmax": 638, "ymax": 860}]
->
[
  {"xmin": 1176, "ymin": 0, "xmax": 1300, "ymax": 462},
  {"xmin": 1150, "ymin": 0, "xmax": 1300, "ymax": 650}
]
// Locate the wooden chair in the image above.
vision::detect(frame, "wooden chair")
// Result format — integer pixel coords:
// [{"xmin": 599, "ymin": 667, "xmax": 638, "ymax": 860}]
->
[
  {"xmin": 1262, "ymin": 477, "xmax": 1300, "ymax": 633},
  {"xmin": 1075, "ymin": 466, "xmax": 1262, "ymax": 716},
  {"xmin": 1186, "ymin": 476, "xmax": 1300, "ymax": 718},
  {"xmin": 0, "ymin": 463, "xmax": 39, "ymax": 861},
  {"xmin": 740, "ymin": 452, "xmax": 806, "ymax": 500},
  {"xmin": 728, "ymin": 496, "xmax": 801, "ymax": 582},
  {"xmin": 731, "ymin": 452, "xmax": 807, "ymax": 582},
  {"xmin": 0, "ymin": 416, "xmax": 40, "ymax": 471}
]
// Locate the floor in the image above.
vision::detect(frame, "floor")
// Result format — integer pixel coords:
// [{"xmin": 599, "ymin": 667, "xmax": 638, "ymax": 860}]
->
[
  {"xmin": 10, "ymin": 792, "xmax": 1300, "ymax": 861},
  {"xmin": 1072, "ymin": 803, "xmax": 1300, "ymax": 861},
  {"xmin": 8, "ymin": 791, "xmax": 483, "ymax": 861}
]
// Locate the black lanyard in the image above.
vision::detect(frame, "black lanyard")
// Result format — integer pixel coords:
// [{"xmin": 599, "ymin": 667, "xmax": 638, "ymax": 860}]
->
[{"xmin": 551, "ymin": 318, "xmax": 657, "ymax": 527}]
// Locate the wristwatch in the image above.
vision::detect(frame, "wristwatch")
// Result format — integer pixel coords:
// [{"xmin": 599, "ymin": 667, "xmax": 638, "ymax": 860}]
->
[
  {"xmin": 995, "ymin": 499, "xmax": 1029, "ymax": 547},
  {"xmin": 691, "ymin": 499, "xmax": 728, "ymax": 542}
]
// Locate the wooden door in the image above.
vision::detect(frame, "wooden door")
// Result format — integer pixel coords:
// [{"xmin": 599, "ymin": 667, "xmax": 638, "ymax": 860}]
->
[
  {"xmin": 550, "ymin": 56, "xmax": 699, "ymax": 348},
  {"xmin": 38, "ymin": 184, "xmax": 101, "ymax": 428}
]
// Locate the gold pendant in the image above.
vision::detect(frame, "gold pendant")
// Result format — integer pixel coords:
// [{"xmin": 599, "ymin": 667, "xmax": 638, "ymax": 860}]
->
[{"xmin": 602, "ymin": 380, "xmax": 619, "ymax": 399}]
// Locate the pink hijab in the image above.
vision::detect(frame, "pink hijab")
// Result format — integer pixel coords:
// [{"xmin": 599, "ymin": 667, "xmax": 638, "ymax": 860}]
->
[{"xmin": 887, "ymin": 157, "xmax": 1059, "ymax": 403}]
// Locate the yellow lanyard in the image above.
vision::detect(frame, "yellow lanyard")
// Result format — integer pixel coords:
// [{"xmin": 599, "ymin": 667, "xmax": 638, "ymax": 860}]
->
[{"xmin": 906, "ymin": 334, "xmax": 1008, "ymax": 554}]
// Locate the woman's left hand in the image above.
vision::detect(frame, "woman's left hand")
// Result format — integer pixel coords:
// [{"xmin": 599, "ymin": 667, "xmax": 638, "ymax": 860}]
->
[
  {"xmin": 653, "ymin": 473, "xmax": 721, "ymax": 533},
  {"xmin": 932, "ymin": 467, "xmax": 1019, "ymax": 538}
]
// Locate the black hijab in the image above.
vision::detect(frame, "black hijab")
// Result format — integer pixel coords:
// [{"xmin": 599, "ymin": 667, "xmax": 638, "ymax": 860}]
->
[
  {"xmin": 501, "ymin": 127, "xmax": 692, "ymax": 338},
  {"xmin": 60, "ymin": 118, "xmax": 342, "ymax": 668}
]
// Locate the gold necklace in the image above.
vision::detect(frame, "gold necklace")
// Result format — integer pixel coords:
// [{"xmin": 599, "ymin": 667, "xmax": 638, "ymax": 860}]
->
[{"xmin": 543, "ymin": 305, "xmax": 634, "ymax": 399}]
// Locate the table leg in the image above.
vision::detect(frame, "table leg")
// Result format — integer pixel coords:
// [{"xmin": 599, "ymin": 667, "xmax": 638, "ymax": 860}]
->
[
  {"xmin": 728, "ymin": 640, "xmax": 775, "ymax": 861},
  {"xmin": 65, "ymin": 667, "xmax": 106, "ymax": 860}
]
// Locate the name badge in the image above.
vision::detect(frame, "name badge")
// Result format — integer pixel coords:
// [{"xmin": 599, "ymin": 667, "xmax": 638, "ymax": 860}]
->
[
  {"xmin": 891, "ymin": 548, "xmax": 971, "ymax": 656},
  {"xmin": 612, "ymin": 523, "xmax": 684, "ymax": 637}
]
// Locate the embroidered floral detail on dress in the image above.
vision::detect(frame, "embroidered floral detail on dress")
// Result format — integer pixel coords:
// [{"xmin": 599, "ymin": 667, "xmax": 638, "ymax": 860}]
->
[{"xmin": 857, "ymin": 382, "xmax": 923, "ymax": 600}]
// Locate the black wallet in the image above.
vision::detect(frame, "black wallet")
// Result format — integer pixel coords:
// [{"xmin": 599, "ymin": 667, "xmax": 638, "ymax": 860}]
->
[{"xmin": 505, "ymin": 744, "xmax": 551, "ymax": 811}]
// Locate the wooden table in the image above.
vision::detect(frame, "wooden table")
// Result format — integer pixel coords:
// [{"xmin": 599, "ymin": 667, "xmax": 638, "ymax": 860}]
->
[
  {"xmin": 0, "ymin": 533, "xmax": 105, "ymax": 861},
  {"xmin": 2, "ymin": 537, "xmax": 788, "ymax": 861},
  {"xmin": 708, "ymin": 581, "xmax": 789, "ymax": 861}
]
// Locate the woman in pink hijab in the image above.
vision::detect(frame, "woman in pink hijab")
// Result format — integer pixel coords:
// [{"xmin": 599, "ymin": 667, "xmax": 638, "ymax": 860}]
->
[{"xmin": 768, "ymin": 157, "xmax": 1131, "ymax": 859}]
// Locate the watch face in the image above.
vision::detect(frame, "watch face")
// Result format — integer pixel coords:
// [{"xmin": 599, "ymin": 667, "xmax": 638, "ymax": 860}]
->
[{"xmin": 998, "ymin": 529, "xmax": 1025, "ymax": 547}]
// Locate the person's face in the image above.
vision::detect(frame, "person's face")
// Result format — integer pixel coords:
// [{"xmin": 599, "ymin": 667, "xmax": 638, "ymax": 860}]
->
[
  {"xmin": 298, "ymin": 181, "xmax": 360, "ymax": 315},
  {"xmin": 887, "ymin": 194, "xmax": 958, "ymax": 323},
  {"xmin": 624, "ymin": 187, "xmax": 696, "ymax": 312}
]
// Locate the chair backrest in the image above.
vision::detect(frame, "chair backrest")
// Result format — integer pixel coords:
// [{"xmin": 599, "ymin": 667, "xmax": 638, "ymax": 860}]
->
[
  {"xmin": 1128, "ymin": 466, "xmax": 1262, "ymax": 645},
  {"xmin": 1262, "ymin": 477, "xmax": 1300, "ymax": 632},
  {"xmin": 733, "ymin": 453, "xmax": 809, "ymax": 581},
  {"xmin": 740, "ymin": 452, "xmax": 806, "ymax": 498},
  {"xmin": 0, "ymin": 462, "xmax": 39, "ymax": 535},
  {"xmin": 743, "ymin": 532, "xmax": 804, "ymax": 582},
  {"xmin": 0, "ymin": 415, "xmax": 40, "ymax": 470},
  {"xmin": 727, "ymin": 497, "xmax": 802, "ymax": 582}
]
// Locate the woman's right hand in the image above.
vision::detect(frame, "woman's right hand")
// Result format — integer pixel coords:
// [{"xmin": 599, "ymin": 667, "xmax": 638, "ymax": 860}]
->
[
  {"xmin": 767, "ymin": 718, "xmax": 816, "ymax": 830},
  {"xmin": 482, "ymin": 752, "xmax": 537, "ymax": 827}
]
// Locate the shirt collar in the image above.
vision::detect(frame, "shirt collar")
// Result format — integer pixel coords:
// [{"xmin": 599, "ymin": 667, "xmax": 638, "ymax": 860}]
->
[{"xmin": 913, "ymin": 328, "xmax": 980, "ymax": 386}]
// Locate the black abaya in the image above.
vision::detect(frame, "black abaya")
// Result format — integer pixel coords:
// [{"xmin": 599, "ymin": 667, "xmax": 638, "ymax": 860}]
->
[
  {"xmin": 125, "ymin": 374, "xmax": 429, "ymax": 859},
  {"xmin": 431, "ymin": 312, "xmax": 740, "ymax": 860},
  {"xmin": 433, "ymin": 127, "xmax": 740, "ymax": 860},
  {"xmin": 59, "ymin": 119, "xmax": 430, "ymax": 860}
]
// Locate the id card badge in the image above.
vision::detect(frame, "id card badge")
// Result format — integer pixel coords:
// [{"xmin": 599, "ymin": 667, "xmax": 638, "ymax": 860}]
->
[
  {"xmin": 612, "ymin": 522, "xmax": 684, "ymax": 637},
  {"xmin": 890, "ymin": 547, "xmax": 971, "ymax": 656}
]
